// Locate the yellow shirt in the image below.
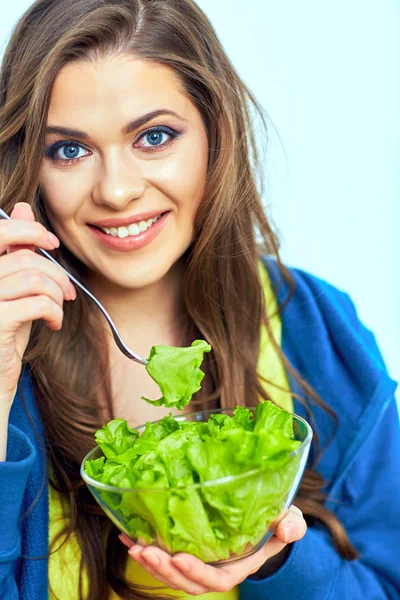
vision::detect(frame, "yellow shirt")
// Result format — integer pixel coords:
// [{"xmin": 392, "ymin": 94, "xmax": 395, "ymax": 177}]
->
[{"xmin": 48, "ymin": 263, "xmax": 292, "ymax": 599}]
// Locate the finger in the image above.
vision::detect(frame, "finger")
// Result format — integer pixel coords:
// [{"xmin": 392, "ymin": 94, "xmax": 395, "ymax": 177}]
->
[
  {"xmin": 289, "ymin": 505, "xmax": 303, "ymax": 517},
  {"xmin": 275, "ymin": 506, "xmax": 307, "ymax": 544},
  {"xmin": 242, "ymin": 536, "xmax": 288, "ymax": 575},
  {"xmin": 0, "ymin": 250, "xmax": 75, "ymax": 300},
  {"xmin": 2, "ymin": 220, "xmax": 60, "ymax": 254},
  {"xmin": 171, "ymin": 535, "xmax": 287, "ymax": 592},
  {"xmin": 0, "ymin": 295, "xmax": 64, "ymax": 331},
  {"xmin": 128, "ymin": 550, "xmax": 181, "ymax": 591},
  {"xmin": 119, "ymin": 534, "xmax": 150, "ymax": 548},
  {"xmin": 0, "ymin": 269, "xmax": 68, "ymax": 306},
  {"xmin": 171, "ymin": 552, "xmax": 244, "ymax": 593},
  {"xmin": 0, "ymin": 204, "xmax": 59, "ymax": 255},
  {"xmin": 8, "ymin": 202, "xmax": 36, "ymax": 254},
  {"xmin": 10, "ymin": 202, "xmax": 33, "ymax": 221},
  {"xmin": 128, "ymin": 545, "xmax": 209, "ymax": 595},
  {"xmin": 269, "ymin": 506, "xmax": 289, "ymax": 530}
]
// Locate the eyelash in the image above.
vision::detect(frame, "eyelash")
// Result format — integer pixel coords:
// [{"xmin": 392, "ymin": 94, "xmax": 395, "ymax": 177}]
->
[{"xmin": 44, "ymin": 126, "xmax": 181, "ymax": 165}]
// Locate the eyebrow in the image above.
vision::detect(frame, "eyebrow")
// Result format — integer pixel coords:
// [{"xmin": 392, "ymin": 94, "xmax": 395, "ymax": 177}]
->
[{"xmin": 46, "ymin": 109, "xmax": 187, "ymax": 138}]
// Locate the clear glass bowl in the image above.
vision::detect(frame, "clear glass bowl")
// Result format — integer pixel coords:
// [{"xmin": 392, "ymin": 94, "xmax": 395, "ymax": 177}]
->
[{"xmin": 81, "ymin": 407, "xmax": 312, "ymax": 565}]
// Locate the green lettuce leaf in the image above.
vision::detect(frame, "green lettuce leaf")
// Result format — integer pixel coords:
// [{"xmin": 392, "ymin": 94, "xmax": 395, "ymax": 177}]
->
[
  {"xmin": 95, "ymin": 419, "xmax": 139, "ymax": 459},
  {"xmin": 254, "ymin": 400, "xmax": 294, "ymax": 437},
  {"xmin": 167, "ymin": 489, "xmax": 227, "ymax": 562},
  {"xmin": 142, "ymin": 340, "xmax": 211, "ymax": 409},
  {"xmin": 83, "ymin": 456, "xmax": 105, "ymax": 479}
]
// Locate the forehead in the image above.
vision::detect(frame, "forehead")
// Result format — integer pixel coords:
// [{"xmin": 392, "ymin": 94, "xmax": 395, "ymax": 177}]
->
[{"xmin": 47, "ymin": 56, "xmax": 191, "ymax": 125}]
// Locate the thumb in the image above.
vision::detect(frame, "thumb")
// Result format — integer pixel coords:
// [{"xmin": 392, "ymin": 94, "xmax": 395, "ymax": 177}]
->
[
  {"xmin": 10, "ymin": 201, "xmax": 35, "ymax": 221},
  {"xmin": 8, "ymin": 202, "xmax": 36, "ymax": 253}
]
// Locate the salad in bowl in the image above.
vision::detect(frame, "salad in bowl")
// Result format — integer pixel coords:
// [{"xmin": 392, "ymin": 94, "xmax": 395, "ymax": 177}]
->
[{"xmin": 81, "ymin": 340, "xmax": 312, "ymax": 564}]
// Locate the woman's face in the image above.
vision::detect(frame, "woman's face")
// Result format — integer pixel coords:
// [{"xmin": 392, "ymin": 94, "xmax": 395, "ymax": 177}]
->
[{"xmin": 40, "ymin": 56, "xmax": 209, "ymax": 289}]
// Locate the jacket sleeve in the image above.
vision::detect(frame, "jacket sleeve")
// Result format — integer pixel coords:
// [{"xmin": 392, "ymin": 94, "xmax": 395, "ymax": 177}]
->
[
  {"xmin": 239, "ymin": 394, "xmax": 400, "ymax": 600},
  {"xmin": 0, "ymin": 424, "xmax": 36, "ymax": 599}
]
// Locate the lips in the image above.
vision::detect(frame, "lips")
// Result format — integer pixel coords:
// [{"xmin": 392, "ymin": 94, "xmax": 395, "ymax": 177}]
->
[
  {"xmin": 90, "ymin": 209, "xmax": 168, "ymax": 229},
  {"xmin": 88, "ymin": 210, "xmax": 170, "ymax": 252}
]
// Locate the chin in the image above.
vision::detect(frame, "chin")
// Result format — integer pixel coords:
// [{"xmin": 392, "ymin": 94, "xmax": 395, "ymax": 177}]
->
[{"xmin": 101, "ymin": 257, "xmax": 180, "ymax": 290}]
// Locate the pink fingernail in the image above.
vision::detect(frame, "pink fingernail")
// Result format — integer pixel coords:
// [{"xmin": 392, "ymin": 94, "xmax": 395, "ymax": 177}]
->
[
  {"xmin": 282, "ymin": 521, "xmax": 296, "ymax": 543},
  {"xmin": 173, "ymin": 558, "xmax": 190, "ymax": 572},
  {"xmin": 68, "ymin": 282, "xmax": 77, "ymax": 300},
  {"xmin": 48, "ymin": 232, "xmax": 59, "ymax": 247},
  {"xmin": 128, "ymin": 546, "xmax": 143, "ymax": 559},
  {"xmin": 118, "ymin": 533, "xmax": 131, "ymax": 547}
]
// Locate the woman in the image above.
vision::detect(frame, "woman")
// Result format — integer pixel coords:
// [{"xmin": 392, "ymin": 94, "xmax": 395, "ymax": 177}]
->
[{"xmin": 0, "ymin": 0, "xmax": 398, "ymax": 599}]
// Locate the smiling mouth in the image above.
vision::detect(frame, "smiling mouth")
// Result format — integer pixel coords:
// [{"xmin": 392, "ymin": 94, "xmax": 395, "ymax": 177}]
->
[{"xmin": 92, "ymin": 213, "xmax": 165, "ymax": 239}]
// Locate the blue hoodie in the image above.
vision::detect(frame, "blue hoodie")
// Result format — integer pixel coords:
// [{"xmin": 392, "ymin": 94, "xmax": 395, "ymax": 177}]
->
[{"xmin": 1, "ymin": 258, "xmax": 399, "ymax": 600}]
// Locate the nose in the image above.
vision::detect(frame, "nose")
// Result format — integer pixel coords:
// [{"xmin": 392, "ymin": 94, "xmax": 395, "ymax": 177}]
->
[{"xmin": 92, "ymin": 153, "xmax": 146, "ymax": 209}]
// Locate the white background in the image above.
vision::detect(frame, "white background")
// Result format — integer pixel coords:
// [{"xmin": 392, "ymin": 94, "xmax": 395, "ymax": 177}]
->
[{"xmin": 1, "ymin": 1, "xmax": 399, "ymax": 387}]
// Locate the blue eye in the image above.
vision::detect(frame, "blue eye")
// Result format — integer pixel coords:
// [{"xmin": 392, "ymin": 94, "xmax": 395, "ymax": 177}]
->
[
  {"xmin": 146, "ymin": 131, "xmax": 166, "ymax": 146},
  {"xmin": 45, "ymin": 141, "xmax": 89, "ymax": 163},
  {"xmin": 136, "ymin": 126, "xmax": 179, "ymax": 151},
  {"xmin": 58, "ymin": 144, "xmax": 82, "ymax": 159}
]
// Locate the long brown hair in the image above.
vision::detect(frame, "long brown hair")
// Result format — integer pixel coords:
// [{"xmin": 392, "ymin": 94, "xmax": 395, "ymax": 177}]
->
[{"xmin": 0, "ymin": 1, "xmax": 358, "ymax": 598}]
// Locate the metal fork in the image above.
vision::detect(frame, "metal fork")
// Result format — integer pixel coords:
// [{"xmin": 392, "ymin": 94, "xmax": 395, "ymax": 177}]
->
[{"xmin": 0, "ymin": 207, "xmax": 148, "ymax": 365}]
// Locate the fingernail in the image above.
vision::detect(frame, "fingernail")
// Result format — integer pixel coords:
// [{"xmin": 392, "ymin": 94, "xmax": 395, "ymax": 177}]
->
[
  {"xmin": 141, "ymin": 551, "xmax": 160, "ymax": 567},
  {"xmin": 128, "ymin": 545, "xmax": 143, "ymax": 559},
  {"xmin": 173, "ymin": 558, "xmax": 190, "ymax": 572},
  {"xmin": 118, "ymin": 533, "xmax": 131, "ymax": 547},
  {"xmin": 282, "ymin": 521, "xmax": 296, "ymax": 543},
  {"xmin": 48, "ymin": 232, "xmax": 59, "ymax": 247},
  {"xmin": 68, "ymin": 282, "xmax": 77, "ymax": 300}
]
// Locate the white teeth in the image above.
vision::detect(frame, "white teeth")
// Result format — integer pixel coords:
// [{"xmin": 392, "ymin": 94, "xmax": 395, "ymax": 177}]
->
[
  {"xmin": 128, "ymin": 223, "xmax": 140, "ymax": 236},
  {"xmin": 100, "ymin": 214, "xmax": 162, "ymax": 238},
  {"xmin": 117, "ymin": 226, "xmax": 129, "ymax": 238}
]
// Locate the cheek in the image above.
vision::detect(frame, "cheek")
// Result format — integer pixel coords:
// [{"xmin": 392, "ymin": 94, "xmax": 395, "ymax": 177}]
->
[
  {"xmin": 182, "ymin": 134, "xmax": 208, "ymax": 207},
  {"xmin": 148, "ymin": 134, "xmax": 208, "ymax": 216},
  {"xmin": 40, "ymin": 165, "xmax": 91, "ymax": 222}
]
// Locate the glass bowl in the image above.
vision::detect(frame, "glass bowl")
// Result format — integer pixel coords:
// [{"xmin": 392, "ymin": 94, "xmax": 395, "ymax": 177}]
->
[{"xmin": 81, "ymin": 407, "xmax": 312, "ymax": 565}]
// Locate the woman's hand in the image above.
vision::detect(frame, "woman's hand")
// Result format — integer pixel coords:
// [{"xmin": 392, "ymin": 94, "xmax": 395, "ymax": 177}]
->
[
  {"xmin": 0, "ymin": 202, "xmax": 75, "ymax": 407},
  {"xmin": 119, "ymin": 505, "xmax": 307, "ymax": 596}
]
